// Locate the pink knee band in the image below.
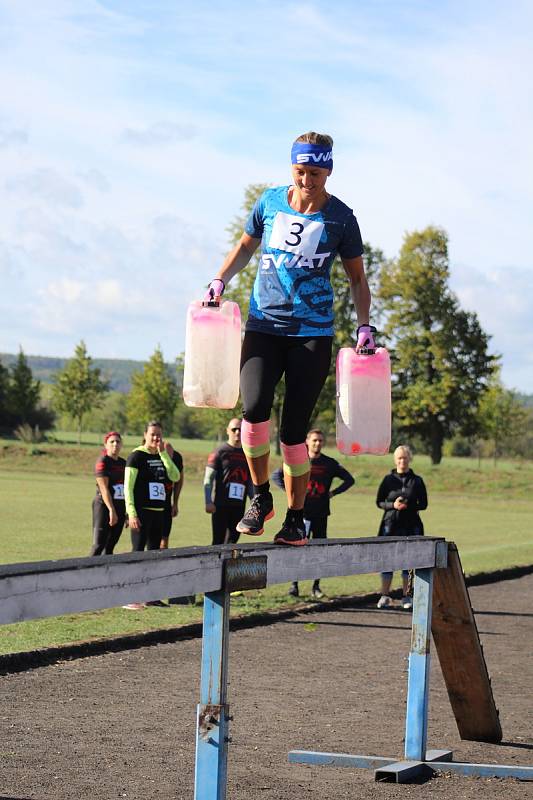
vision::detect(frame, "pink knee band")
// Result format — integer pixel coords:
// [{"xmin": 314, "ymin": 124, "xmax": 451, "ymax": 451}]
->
[
  {"xmin": 281, "ymin": 442, "xmax": 309, "ymax": 477},
  {"xmin": 241, "ymin": 420, "xmax": 270, "ymax": 447},
  {"xmin": 280, "ymin": 441, "xmax": 308, "ymax": 465},
  {"xmin": 241, "ymin": 420, "xmax": 271, "ymax": 458}
]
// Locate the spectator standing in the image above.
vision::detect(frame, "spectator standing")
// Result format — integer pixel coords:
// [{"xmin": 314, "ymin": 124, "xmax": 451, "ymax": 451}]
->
[
  {"xmin": 375, "ymin": 445, "xmax": 428, "ymax": 610},
  {"xmin": 271, "ymin": 429, "xmax": 355, "ymax": 598},
  {"xmin": 204, "ymin": 418, "xmax": 252, "ymax": 545},
  {"xmin": 90, "ymin": 431, "xmax": 126, "ymax": 556},
  {"xmin": 123, "ymin": 420, "xmax": 181, "ymax": 610}
]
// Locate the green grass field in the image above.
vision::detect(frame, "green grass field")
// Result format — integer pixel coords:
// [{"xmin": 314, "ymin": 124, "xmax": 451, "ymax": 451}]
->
[{"xmin": 1, "ymin": 436, "xmax": 532, "ymax": 656}]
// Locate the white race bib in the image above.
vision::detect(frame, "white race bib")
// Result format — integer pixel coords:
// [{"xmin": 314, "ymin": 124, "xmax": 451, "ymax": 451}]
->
[
  {"xmin": 113, "ymin": 483, "xmax": 125, "ymax": 500},
  {"xmin": 268, "ymin": 212, "xmax": 324, "ymax": 257},
  {"xmin": 148, "ymin": 482, "xmax": 165, "ymax": 501},
  {"xmin": 228, "ymin": 482, "xmax": 245, "ymax": 501}
]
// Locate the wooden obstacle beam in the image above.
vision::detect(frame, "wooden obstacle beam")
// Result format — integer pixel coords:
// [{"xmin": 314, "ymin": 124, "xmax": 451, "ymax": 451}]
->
[
  {"xmin": 432, "ymin": 542, "xmax": 502, "ymax": 743},
  {"xmin": 1, "ymin": 536, "xmax": 531, "ymax": 795},
  {"xmin": 0, "ymin": 536, "xmax": 445, "ymax": 625}
]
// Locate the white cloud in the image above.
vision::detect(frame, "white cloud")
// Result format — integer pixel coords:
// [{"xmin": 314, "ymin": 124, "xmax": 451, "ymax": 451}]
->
[
  {"xmin": 0, "ymin": 125, "xmax": 27, "ymax": 148},
  {"xmin": 121, "ymin": 121, "xmax": 198, "ymax": 147},
  {"xmin": 77, "ymin": 168, "xmax": 110, "ymax": 192},
  {"xmin": 0, "ymin": 1, "xmax": 531, "ymax": 391},
  {"xmin": 42, "ymin": 277, "xmax": 85, "ymax": 305},
  {"xmin": 451, "ymin": 264, "xmax": 533, "ymax": 391},
  {"xmin": 6, "ymin": 168, "xmax": 84, "ymax": 209}
]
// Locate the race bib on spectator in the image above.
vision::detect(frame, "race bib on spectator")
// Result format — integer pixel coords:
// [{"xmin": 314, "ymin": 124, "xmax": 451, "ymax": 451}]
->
[
  {"xmin": 228, "ymin": 482, "xmax": 245, "ymax": 501},
  {"xmin": 148, "ymin": 482, "xmax": 165, "ymax": 501},
  {"xmin": 113, "ymin": 483, "xmax": 125, "ymax": 500}
]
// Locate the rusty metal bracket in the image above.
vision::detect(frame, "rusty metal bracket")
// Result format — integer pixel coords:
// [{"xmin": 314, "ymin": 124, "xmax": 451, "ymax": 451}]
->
[
  {"xmin": 198, "ymin": 703, "xmax": 230, "ymax": 742},
  {"xmin": 224, "ymin": 555, "xmax": 267, "ymax": 592}
]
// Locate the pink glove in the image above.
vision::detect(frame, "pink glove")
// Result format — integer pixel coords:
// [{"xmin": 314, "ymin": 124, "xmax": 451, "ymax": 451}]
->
[
  {"xmin": 204, "ymin": 279, "xmax": 225, "ymax": 304},
  {"xmin": 356, "ymin": 324, "xmax": 377, "ymax": 351}
]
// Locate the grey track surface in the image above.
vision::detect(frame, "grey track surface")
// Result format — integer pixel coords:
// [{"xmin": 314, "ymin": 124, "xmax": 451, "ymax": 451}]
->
[{"xmin": 0, "ymin": 574, "xmax": 532, "ymax": 799}]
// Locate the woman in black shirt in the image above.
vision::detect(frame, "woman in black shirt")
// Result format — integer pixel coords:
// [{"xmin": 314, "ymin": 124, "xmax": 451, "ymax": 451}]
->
[
  {"xmin": 90, "ymin": 431, "xmax": 126, "ymax": 555},
  {"xmin": 375, "ymin": 445, "xmax": 428, "ymax": 610}
]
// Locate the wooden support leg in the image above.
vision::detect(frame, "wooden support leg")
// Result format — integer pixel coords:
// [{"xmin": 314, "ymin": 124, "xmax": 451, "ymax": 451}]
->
[
  {"xmin": 194, "ymin": 590, "xmax": 230, "ymax": 800},
  {"xmin": 405, "ymin": 567, "xmax": 433, "ymax": 761},
  {"xmin": 432, "ymin": 542, "xmax": 502, "ymax": 742}
]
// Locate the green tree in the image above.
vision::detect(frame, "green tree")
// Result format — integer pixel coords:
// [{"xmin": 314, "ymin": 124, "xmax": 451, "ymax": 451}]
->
[
  {"xmin": 52, "ymin": 341, "xmax": 109, "ymax": 444},
  {"xmin": 82, "ymin": 391, "xmax": 128, "ymax": 434},
  {"xmin": 7, "ymin": 348, "xmax": 41, "ymax": 424},
  {"xmin": 0, "ymin": 361, "xmax": 10, "ymax": 429},
  {"xmin": 379, "ymin": 226, "xmax": 496, "ymax": 464},
  {"xmin": 477, "ymin": 375, "xmax": 529, "ymax": 464},
  {"xmin": 127, "ymin": 347, "xmax": 179, "ymax": 433}
]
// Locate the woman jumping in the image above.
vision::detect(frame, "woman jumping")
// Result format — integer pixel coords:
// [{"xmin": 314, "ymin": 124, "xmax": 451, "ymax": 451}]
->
[{"xmin": 206, "ymin": 132, "xmax": 374, "ymax": 546}]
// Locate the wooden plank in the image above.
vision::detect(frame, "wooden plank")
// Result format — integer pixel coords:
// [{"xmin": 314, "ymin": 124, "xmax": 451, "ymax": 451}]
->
[
  {"xmin": 0, "ymin": 537, "xmax": 447, "ymax": 626},
  {"xmin": 432, "ymin": 542, "xmax": 502, "ymax": 743},
  {"xmin": 0, "ymin": 549, "xmax": 224, "ymax": 624},
  {"xmin": 264, "ymin": 537, "xmax": 448, "ymax": 585}
]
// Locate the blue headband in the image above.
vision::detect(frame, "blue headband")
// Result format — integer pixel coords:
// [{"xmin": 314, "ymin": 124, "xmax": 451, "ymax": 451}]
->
[{"xmin": 291, "ymin": 142, "xmax": 333, "ymax": 170}]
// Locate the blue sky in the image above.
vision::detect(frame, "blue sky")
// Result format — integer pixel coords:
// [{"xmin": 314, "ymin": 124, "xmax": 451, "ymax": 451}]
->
[{"xmin": 1, "ymin": 1, "xmax": 532, "ymax": 390}]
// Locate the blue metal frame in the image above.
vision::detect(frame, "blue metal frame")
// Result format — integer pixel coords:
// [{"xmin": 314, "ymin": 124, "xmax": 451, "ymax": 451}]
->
[
  {"xmin": 194, "ymin": 590, "xmax": 231, "ymax": 800},
  {"xmin": 190, "ymin": 554, "xmax": 532, "ymax": 790},
  {"xmin": 404, "ymin": 568, "xmax": 433, "ymax": 761},
  {"xmin": 289, "ymin": 564, "xmax": 533, "ymax": 783}
]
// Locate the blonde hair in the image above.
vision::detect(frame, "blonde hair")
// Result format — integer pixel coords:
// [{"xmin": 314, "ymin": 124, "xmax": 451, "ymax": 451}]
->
[
  {"xmin": 295, "ymin": 131, "xmax": 333, "ymax": 148},
  {"xmin": 394, "ymin": 445, "xmax": 413, "ymax": 461}
]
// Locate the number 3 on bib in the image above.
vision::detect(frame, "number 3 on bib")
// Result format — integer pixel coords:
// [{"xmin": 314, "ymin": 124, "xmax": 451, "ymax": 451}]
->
[{"xmin": 269, "ymin": 212, "xmax": 324, "ymax": 257}]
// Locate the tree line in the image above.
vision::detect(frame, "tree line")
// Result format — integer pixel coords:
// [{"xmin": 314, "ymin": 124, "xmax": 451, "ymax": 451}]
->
[{"xmin": 1, "ymin": 184, "xmax": 531, "ymax": 462}]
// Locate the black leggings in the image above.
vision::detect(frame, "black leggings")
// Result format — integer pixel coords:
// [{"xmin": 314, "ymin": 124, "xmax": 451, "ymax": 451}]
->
[
  {"xmin": 130, "ymin": 508, "xmax": 165, "ymax": 551},
  {"xmin": 240, "ymin": 331, "xmax": 332, "ymax": 445},
  {"xmin": 211, "ymin": 506, "xmax": 243, "ymax": 545},
  {"xmin": 90, "ymin": 498, "xmax": 126, "ymax": 555}
]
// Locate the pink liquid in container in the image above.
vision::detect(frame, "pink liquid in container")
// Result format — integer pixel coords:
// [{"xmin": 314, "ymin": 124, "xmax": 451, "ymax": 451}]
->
[
  {"xmin": 336, "ymin": 347, "xmax": 391, "ymax": 455},
  {"xmin": 183, "ymin": 300, "xmax": 241, "ymax": 409}
]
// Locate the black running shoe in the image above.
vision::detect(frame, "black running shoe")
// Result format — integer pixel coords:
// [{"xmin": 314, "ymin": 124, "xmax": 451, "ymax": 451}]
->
[
  {"xmin": 236, "ymin": 492, "xmax": 274, "ymax": 536},
  {"xmin": 274, "ymin": 519, "xmax": 307, "ymax": 546}
]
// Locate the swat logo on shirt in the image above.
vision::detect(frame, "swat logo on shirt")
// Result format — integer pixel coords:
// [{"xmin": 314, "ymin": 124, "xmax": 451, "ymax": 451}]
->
[{"xmin": 263, "ymin": 212, "xmax": 331, "ymax": 271}]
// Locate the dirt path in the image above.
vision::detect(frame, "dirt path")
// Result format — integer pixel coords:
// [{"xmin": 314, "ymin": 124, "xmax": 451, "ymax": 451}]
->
[{"xmin": 1, "ymin": 575, "xmax": 532, "ymax": 800}]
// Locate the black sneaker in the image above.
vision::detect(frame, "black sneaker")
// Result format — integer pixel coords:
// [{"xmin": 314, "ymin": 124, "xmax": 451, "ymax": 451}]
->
[
  {"xmin": 274, "ymin": 518, "xmax": 307, "ymax": 546},
  {"xmin": 236, "ymin": 492, "xmax": 274, "ymax": 536},
  {"xmin": 288, "ymin": 582, "xmax": 299, "ymax": 597}
]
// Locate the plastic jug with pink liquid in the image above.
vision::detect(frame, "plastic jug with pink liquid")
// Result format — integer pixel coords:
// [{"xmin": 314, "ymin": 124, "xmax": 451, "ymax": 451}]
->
[
  {"xmin": 336, "ymin": 347, "xmax": 391, "ymax": 455},
  {"xmin": 183, "ymin": 299, "xmax": 241, "ymax": 408}
]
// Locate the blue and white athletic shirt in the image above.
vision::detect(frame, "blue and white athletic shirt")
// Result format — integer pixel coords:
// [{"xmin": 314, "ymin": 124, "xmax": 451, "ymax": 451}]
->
[{"xmin": 244, "ymin": 186, "xmax": 364, "ymax": 337}]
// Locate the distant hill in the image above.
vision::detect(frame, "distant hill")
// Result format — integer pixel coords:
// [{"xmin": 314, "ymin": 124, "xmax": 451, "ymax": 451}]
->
[
  {"xmin": 516, "ymin": 392, "xmax": 533, "ymax": 408},
  {"xmin": 0, "ymin": 353, "xmax": 168, "ymax": 394}
]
